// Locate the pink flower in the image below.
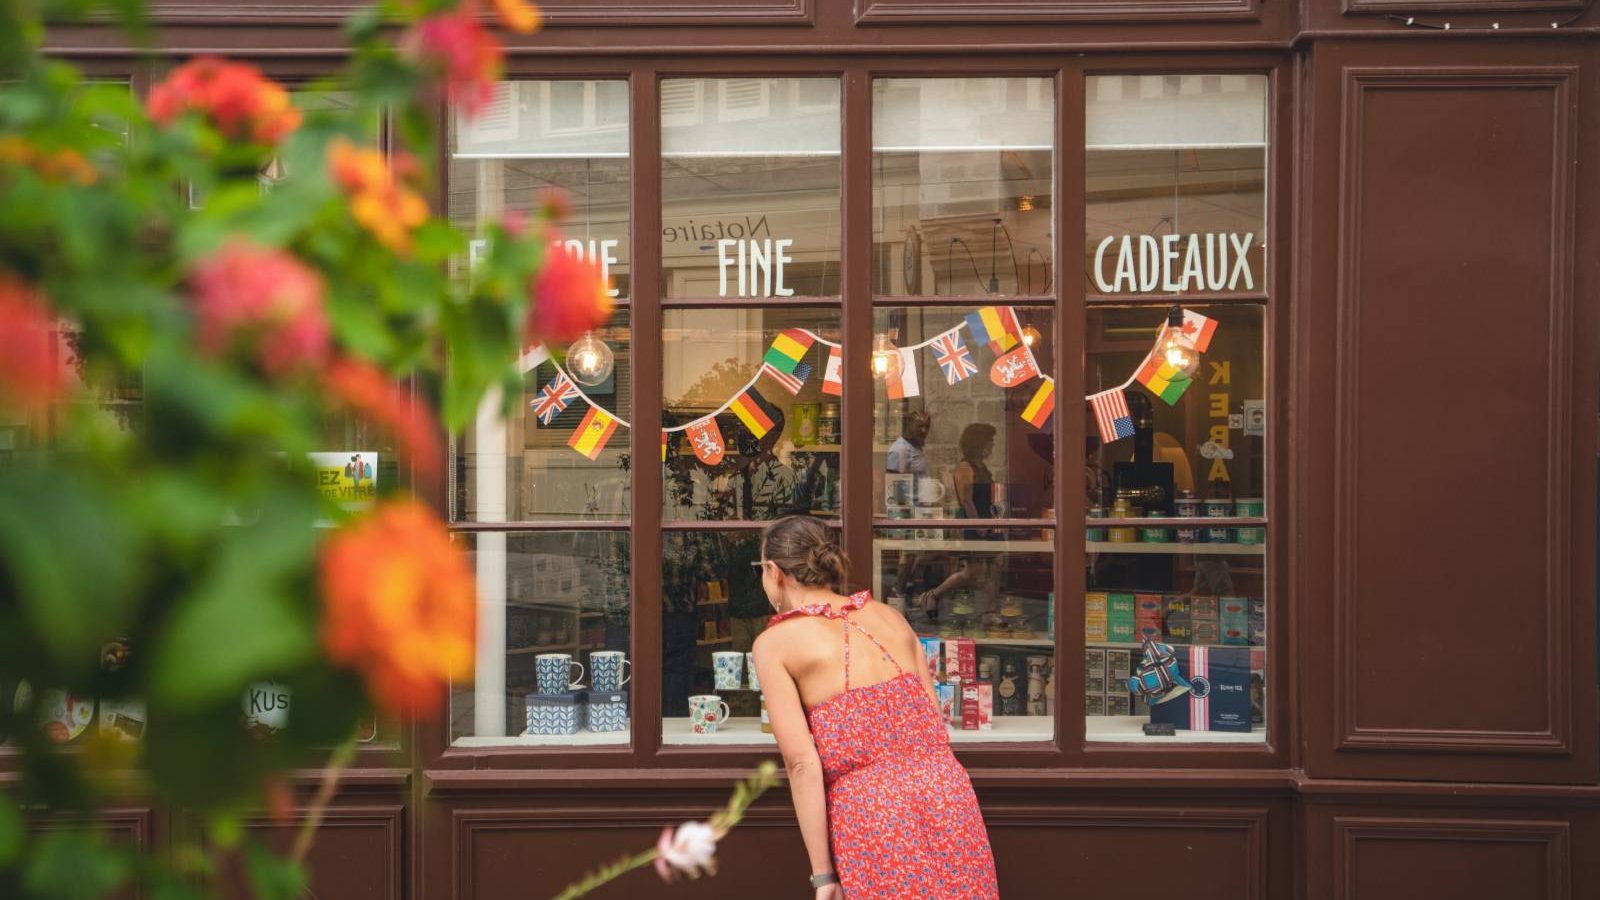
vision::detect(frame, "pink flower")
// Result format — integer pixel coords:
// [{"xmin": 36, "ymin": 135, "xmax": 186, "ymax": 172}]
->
[
  {"xmin": 654, "ymin": 821, "xmax": 718, "ymax": 882},
  {"xmin": 190, "ymin": 240, "xmax": 329, "ymax": 377},
  {"xmin": 406, "ymin": 12, "xmax": 503, "ymax": 120},
  {"xmin": 524, "ymin": 238, "xmax": 614, "ymax": 345}
]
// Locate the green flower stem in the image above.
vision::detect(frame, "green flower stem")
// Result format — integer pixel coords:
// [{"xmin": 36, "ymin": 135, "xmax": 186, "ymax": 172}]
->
[
  {"xmin": 547, "ymin": 848, "xmax": 661, "ymax": 900},
  {"xmin": 290, "ymin": 731, "xmax": 361, "ymax": 864}
]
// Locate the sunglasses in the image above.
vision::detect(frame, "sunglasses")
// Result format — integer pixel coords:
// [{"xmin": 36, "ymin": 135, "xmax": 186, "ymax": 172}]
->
[{"xmin": 750, "ymin": 560, "xmax": 776, "ymax": 573}]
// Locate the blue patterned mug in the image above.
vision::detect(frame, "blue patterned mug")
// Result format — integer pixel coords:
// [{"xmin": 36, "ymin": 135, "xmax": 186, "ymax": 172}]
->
[
  {"xmin": 712, "ymin": 652, "xmax": 744, "ymax": 691},
  {"xmin": 589, "ymin": 651, "xmax": 631, "ymax": 692},
  {"xmin": 535, "ymin": 653, "xmax": 584, "ymax": 695},
  {"xmin": 745, "ymin": 652, "xmax": 761, "ymax": 693}
]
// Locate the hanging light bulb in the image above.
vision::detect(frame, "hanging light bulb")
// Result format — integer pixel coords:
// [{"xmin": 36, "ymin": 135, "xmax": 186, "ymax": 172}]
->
[
  {"xmin": 1160, "ymin": 305, "xmax": 1201, "ymax": 378},
  {"xmin": 1021, "ymin": 324, "xmax": 1043, "ymax": 350},
  {"xmin": 871, "ymin": 332, "xmax": 902, "ymax": 382},
  {"xmin": 566, "ymin": 331, "xmax": 614, "ymax": 386}
]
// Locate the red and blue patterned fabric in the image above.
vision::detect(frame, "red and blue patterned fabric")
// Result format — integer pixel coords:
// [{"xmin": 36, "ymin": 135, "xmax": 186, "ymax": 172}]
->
[{"xmin": 769, "ymin": 591, "xmax": 1000, "ymax": 899}]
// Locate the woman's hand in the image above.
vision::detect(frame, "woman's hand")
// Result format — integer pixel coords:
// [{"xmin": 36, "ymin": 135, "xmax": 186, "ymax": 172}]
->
[{"xmin": 815, "ymin": 884, "xmax": 844, "ymax": 900}]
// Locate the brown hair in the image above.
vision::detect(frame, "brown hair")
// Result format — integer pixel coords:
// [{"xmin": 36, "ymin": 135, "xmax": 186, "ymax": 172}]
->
[
  {"xmin": 761, "ymin": 515, "xmax": 848, "ymax": 589},
  {"xmin": 958, "ymin": 423, "xmax": 996, "ymax": 462}
]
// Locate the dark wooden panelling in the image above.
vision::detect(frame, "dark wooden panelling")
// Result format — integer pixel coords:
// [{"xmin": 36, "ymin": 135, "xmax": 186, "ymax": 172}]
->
[
  {"xmin": 220, "ymin": 805, "xmax": 404, "ymax": 900},
  {"xmin": 26, "ymin": 808, "xmax": 154, "ymax": 900},
  {"xmin": 1300, "ymin": 41, "xmax": 1599, "ymax": 784},
  {"xmin": 854, "ymin": 0, "xmax": 1259, "ymax": 24},
  {"xmin": 1341, "ymin": 0, "xmax": 1584, "ymax": 16},
  {"xmin": 1333, "ymin": 817, "xmax": 1569, "ymax": 900}
]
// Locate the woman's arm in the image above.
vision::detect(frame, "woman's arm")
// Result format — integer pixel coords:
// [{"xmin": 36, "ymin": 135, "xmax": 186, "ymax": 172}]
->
[
  {"xmin": 752, "ymin": 635, "xmax": 834, "ymax": 881},
  {"xmin": 954, "ymin": 461, "xmax": 978, "ymax": 518}
]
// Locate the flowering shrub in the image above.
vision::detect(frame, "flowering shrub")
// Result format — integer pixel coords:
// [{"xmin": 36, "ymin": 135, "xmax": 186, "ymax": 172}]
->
[{"xmin": 0, "ymin": 0, "xmax": 618, "ymax": 897}]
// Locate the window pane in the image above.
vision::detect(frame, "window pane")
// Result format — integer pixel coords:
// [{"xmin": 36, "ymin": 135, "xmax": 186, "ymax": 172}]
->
[
  {"xmin": 1084, "ymin": 303, "xmax": 1266, "ymax": 743},
  {"xmin": 450, "ymin": 531, "xmax": 632, "ymax": 746},
  {"xmin": 873, "ymin": 78, "xmax": 1054, "ymax": 297},
  {"xmin": 661, "ymin": 78, "xmax": 840, "ymax": 298},
  {"xmin": 874, "ymin": 527, "xmax": 1055, "ymax": 743},
  {"xmin": 453, "ymin": 310, "xmax": 632, "ymax": 522},
  {"xmin": 450, "ymin": 80, "xmax": 631, "ymax": 298},
  {"xmin": 663, "ymin": 309, "xmax": 841, "ymax": 522},
  {"xmin": 872, "ymin": 306, "xmax": 1054, "ymax": 520},
  {"xmin": 1086, "ymin": 75, "xmax": 1267, "ymax": 297}
]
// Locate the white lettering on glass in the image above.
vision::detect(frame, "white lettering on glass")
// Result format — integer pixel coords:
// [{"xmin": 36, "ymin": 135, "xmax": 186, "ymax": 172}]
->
[
  {"xmin": 715, "ymin": 238, "xmax": 796, "ymax": 298},
  {"xmin": 1091, "ymin": 232, "xmax": 1257, "ymax": 294},
  {"xmin": 550, "ymin": 239, "xmax": 622, "ymax": 298}
]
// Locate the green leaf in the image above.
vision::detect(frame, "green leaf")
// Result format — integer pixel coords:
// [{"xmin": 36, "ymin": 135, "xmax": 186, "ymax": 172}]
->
[
  {"xmin": 0, "ymin": 796, "xmax": 21, "ymax": 867},
  {"xmin": 22, "ymin": 830, "xmax": 132, "ymax": 900},
  {"xmin": 244, "ymin": 842, "xmax": 307, "ymax": 900},
  {"xmin": 150, "ymin": 577, "xmax": 315, "ymax": 710}
]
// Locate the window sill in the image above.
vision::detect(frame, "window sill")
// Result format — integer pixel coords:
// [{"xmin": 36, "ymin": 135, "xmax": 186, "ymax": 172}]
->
[
  {"xmin": 452, "ymin": 731, "xmax": 631, "ymax": 748},
  {"xmin": 1086, "ymin": 715, "xmax": 1265, "ymax": 744}
]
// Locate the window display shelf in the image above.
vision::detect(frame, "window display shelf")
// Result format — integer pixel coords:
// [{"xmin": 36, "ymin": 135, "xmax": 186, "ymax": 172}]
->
[
  {"xmin": 1086, "ymin": 715, "xmax": 1265, "ymax": 744},
  {"xmin": 453, "ymin": 730, "xmax": 631, "ymax": 748},
  {"xmin": 696, "ymin": 637, "xmax": 735, "ymax": 647},
  {"xmin": 664, "ymin": 717, "xmax": 774, "ymax": 746},
  {"xmin": 877, "ymin": 538, "xmax": 1053, "ymax": 553},
  {"xmin": 1088, "ymin": 640, "xmax": 1266, "ymax": 651},
  {"xmin": 1086, "ymin": 542, "xmax": 1264, "ymax": 556},
  {"xmin": 508, "ymin": 643, "xmax": 606, "ymax": 656},
  {"xmin": 914, "ymin": 629, "xmax": 1054, "ymax": 648},
  {"xmin": 947, "ymin": 717, "xmax": 1053, "ymax": 743}
]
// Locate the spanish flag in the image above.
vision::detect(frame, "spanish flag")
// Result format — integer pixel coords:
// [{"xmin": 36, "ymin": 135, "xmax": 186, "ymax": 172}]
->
[
  {"xmin": 763, "ymin": 328, "xmax": 815, "ymax": 375},
  {"xmin": 1135, "ymin": 354, "xmax": 1192, "ymax": 405},
  {"xmin": 1020, "ymin": 378, "xmax": 1056, "ymax": 429},
  {"xmin": 568, "ymin": 406, "xmax": 618, "ymax": 460},
  {"xmin": 730, "ymin": 388, "xmax": 776, "ymax": 439}
]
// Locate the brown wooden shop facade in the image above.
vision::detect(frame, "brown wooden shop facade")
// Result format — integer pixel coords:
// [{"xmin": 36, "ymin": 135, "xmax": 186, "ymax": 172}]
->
[{"xmin": 33, "ymin": 3, "xmax": 1600, "ymax": 898}]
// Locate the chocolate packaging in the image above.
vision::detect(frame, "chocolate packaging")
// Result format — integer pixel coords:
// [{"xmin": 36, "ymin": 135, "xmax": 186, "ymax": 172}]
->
[
  {"xmin": 1148, "ymin": 646, "xmax": 1252, "ymax": 732},
  {"xmin": 945, "ymin": 639, "xmax": 977, "ymax": 682},
  {"xmin": 961, "ymin": 682, "xmax": 992, "ymax": 731},
  {"xmin": 1220, "ymin": 596, "xmax": 1249, "ymax": 647}
]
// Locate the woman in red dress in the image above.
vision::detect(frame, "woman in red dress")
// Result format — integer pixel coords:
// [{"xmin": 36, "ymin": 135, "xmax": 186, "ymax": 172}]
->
[{"xmin": 751, "ymin": 515, "xmax": 1000, "ymax": 899}]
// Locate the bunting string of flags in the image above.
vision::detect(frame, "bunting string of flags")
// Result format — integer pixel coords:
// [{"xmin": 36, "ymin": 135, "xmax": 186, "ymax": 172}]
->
[{"xmin": 526, "ymin": 306, "xmax": 1218, "ymax": 463}]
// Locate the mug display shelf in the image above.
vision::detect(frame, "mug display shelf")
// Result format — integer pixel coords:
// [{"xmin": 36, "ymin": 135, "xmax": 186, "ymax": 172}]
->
[
  {"xmin": 454, "ymin": 730, "xmax": 630, "ymax": 748},
  {"xmin": 661, "ymin": 716, "xmax": 1053, "ymax": 746},
  {"xmin": 508, "ymin": 642, "xmax": 606, "ymax": 656},
  {"xmin": 696, "ymin": 636, "xmax": 735, "ymax": 647},
  {"xmin": 877, "ymin": 538, "xmax": 1052, "ymax": 553},
  {"xmin": 1086, "ymin": 715, "xmax": 1266, "ymax": 744},
  {"xmin": 1088, "ymin": 640, "xmax": 1267, "ymax": 651},
  {"xmin": 1086, "ymin": 542, "xmax": 1264, "ymax": 555}
]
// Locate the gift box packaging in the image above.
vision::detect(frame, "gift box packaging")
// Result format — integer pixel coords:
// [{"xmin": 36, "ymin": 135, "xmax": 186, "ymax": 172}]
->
[
  {"xmin": 1104, "ymin": 649, "xmax": 1132, "ymax": 683},
  {"xmin": 1087, "ymin": 672, "xmax": 1107, "ymax": 696},
  {"xmin": 1085, "ymin": 613, "xmax": 1109, "ymax": 643},
  {"xmin": 585, "ymin": 690, "xmax": 628, "ymax": 733},
  {"xmin": 1085, "ymin": 648, "xmax": 1106, "ymax": 679},
  {"xmin": 1135, "ymin": 594, "xmax": 1164, "ymax": 619},
  {"xmin": 1086, "ymin": 693, "xmax": 1106, "ymax": 716},
  {"xmin": 936, "ymin": 681, "xmax": 958, "ymax": 725},
  {"xmin": 1084, "ymin": 592, "xmax": 1109, "ymax": 617},
  {"xmin": 1108, "ymin": 593, "xmax": 1136, "ymax": 618},
  {"xmin": 961, "ymin": 683, "xmax": 992, "ymax": 731},
  {"xmin": 1164, "ymin": 612, "xmax": 1192, "ymax": 643},
  {"xmin": 1220, "ymin": 596, "xmax": 1249, "ymax": 646},
  {"xmin": 1109, "ymin": 617, "xmax": 1137, "ymax": 643},
  {"xmin": 1106, "ymin": 693, "xmax": 1132, "ymax": 717},
  {"xmin": 526, "ymin": 691, "xmax": 584, "ymax": 736},
  {"xmin": 1248, "ymin": 598, "xmax": 1267, "ymax": 646},
  {"xmin": 945, "ymin": 639, "xmax": 976, "ymax": 682},
  {"xmin": 920, "ymin": 638, "xmax": 942, "ymax": 681},
  {"xmin": 977, "ymin": 682, "xmax": 993, "ymax": 730},
  {"xmin": 1148, "ymin": 647, "xmax": 1252, "ymax": 732},
  {"xmin": 1164, "ymin": 594, "xmax": 1190, "ymax": 617}
]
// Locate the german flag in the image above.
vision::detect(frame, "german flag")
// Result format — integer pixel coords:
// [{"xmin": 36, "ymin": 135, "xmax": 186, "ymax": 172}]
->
[
  {"xmin": 568, "ymin": 406, "xmax": 619, "ymax": 459},
  {"xmin": 730, "ymin": 388, "xmax": 776, "ymax": 439},
  {"xmin": 1020, "ymin": 378, "xmax": 1056, "ymax": 429}
]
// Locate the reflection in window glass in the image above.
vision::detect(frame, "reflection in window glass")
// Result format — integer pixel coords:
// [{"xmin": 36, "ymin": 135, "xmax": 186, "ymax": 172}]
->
[
  {"xmin": 661, "ymin": 78, "xmax": 840, "ymax": 298},
  {"xmin": 663, "ymin": 309, "xmax": 840, "ymax": 522},
  {"xmin": 871, "ymin": 307, "xmax": 1055, "ymax": 521},
  {"xmin": 1086, "ymin": 75, "xmax": 1267, "ymax": 297},
  {"xmin": 454, "ymin": 311, "xmax": 632, "ymax": 522},
  {"xmin": 873, "ymin": 527, "xmax": 1054, "ymax": 742},
  {"xmin": 451, "ymin": 531, "xmax": 631, "ymax": 746},
  {"xmin": 873, "ymin": 78, "xmax": 1054, "ymax": 297},
  {"xmin": 1084, "ymin": 304, "xmax": 1266, "ymax": 743},
  {"xmin": 450, "ymin": 80, "xmax": 631, "ymax": 296}
]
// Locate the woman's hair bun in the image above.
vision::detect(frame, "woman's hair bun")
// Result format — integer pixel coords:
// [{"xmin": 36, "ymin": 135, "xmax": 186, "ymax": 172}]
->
[{"xmin": 761, "ymin": 515, "xmax": 849, "ymax": 588}]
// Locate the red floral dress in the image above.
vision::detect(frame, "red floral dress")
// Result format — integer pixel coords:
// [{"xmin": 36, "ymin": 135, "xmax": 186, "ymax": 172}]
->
[{"xmin": 769, "ymin": 590, "xmax": 999, "ymax": 899}]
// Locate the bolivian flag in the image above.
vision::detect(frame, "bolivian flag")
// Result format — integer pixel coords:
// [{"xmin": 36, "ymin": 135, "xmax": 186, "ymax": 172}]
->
[
  {"xmin": 568, "ymin": 406, "xmax": 619, "ymax": 459},
  {"xmin": 1020, "ymin": 378, "xmax": 1056, "ymax": 429},
  {"xmin": 1135, "ymin": 354, "xmax": 1192, "ymax": 405},
  {"xmin": 730, "ymin": 388, "xmax": 776, "ymax": 439},
  {"xmin": 763, "ymin": 329, "xmax": 814, "ymax": 375}
]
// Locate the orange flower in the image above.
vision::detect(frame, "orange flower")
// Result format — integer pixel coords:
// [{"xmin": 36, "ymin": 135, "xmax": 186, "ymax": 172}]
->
[
  {"xmin": 327, "ymin": 138, "xmax": 430, "ymax": 254},
  {"xmin": 407, "ymin": 12, "xmax": 503, "ymax": 119},
  {"xmin": 325, "ymin": 356, "xmax": 443, "ymax": 492},
  {"xmin": 0, "ymin": 275, "xmax": 66, "ymax": 414},
  {"xmin": 492, "ymin": 0, "xmax": 542, "ymax": 34},
  {"xmin": 525, "ymin": 238, "xmax": 614, "ymax": 345},
  {"xmin": 190, "ymin": 240, "xmax": 329, "ymax": 377},
  {"xmin": 147, "ymin": 57, "xmax": 301, "ymax": 145},
  {"xmin": 320, "ymin": 499, "xmax": 475, "ymax": 717},
  {"xmin": 0, "ymin": 137, "xmax": 97, "ymax": 185}
]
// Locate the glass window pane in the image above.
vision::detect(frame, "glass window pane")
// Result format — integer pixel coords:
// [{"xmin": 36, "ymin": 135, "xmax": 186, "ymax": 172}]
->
[
  {"xmin": 663, "ymin": 309, "xmax": 841, "ymax": 522},
  {"xmin": 871, "ymin": 306, "xmax": 1054, "ymax": 521},
  {"xmin": 453, "ymin": 310, "xmax": 632, "ymax": 522},
  {"xmin": 1084, "ymin": 303, "xmax": 1266, "ymax": 743},
  {"xmin": 450, "ymin": 80, "xmax": 631, "ymax": 298},
  {"xmin": 450, "ymin": 531, "xmax": 632, "ymax": 746},
  {"xmin": 1086, "ymin": 75, "xmax": 1267, "ymax": 297},
  {"xmin": 873, "ymin": 78, "xmax": 1054, "ymax": 297},
  {"xmin": 874, "ymin": 527, "xmax": 1055, "ymax": 743},
  {"xmin": 661, "ymin": 78, "xmax": 840, "ymax": 298}
]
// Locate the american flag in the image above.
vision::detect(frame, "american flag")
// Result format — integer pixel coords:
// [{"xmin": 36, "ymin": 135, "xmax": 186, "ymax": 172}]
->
[
  {"xmin": 532, "ymin": 372, "xmax": 581, "ymax": 426},
  {"xmin": 1089, "ymin": 388, "xmax": 1135, "ymax": 444},
  {"xmin": 931, "ymin": 329, "xmax": 977, "ymax": 385},
  {"xmin": 761, "ymin": 361, "xmax": 812, "ymax": 396}
]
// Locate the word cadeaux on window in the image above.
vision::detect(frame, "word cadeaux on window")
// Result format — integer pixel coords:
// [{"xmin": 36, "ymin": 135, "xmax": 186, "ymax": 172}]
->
[{"xmin": 1092, "ymin": 232, "xmax": 1255, "ymax": 294}]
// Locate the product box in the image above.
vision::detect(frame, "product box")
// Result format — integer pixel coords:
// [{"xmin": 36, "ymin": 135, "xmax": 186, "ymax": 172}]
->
[
  {"xmin": 1164, "ymin": 594, "xmax": 1190, "ymax": 618},
  {"xmin": 1107, "ymin": 592, "xmax": 1137, "ymax": 618},
  {"xmin": 977, "ymin": 681, "xmax": 993, "ymax": 730},
  {"xmin": 1104, "ymin": 649, "xmax": 1132, "ymax": 683},
  {"xmin": 1148, "ymin": 646, "xmax": 1252, "ymax": 733},
  {"xmin": 1108, "ymin": 617, "xmax": 1137, "ymax": 643},
  {"xmin": 1190, "ymin": 595, "xmax": 1219, "ymax": 618},
  {"xmin": 1164, "ymin": 612, "xmax": 1192, "ymax": 643},
  {"xmin": 1085, "ymin": 614, "xmax": 1108, "ymax": 643},
  {"xmin": 1219, "ymin": 596, "xmax": 1249, "ymax": 647},
  {"xmin": 919, "ymin": 637, "xmax": 942, "ymax": 681},
  {"xmin": 1135, "ymin": 593, "xmax": 1164, "ymax": 619},
  {"xmin": 1086, "ymin": 693, "xmax": 1106, "ymax": 717},
  {"xmin": 1084, "ymin": 592, "xmax": 1109, "ymax": 617},
  {"xmin": 1248, "ymin": 598, "xmax": 1266, "ymax": 646},
  {"xmin": 1191, "ymin": 622, "xmax": 1221, "ymax": 646},
  {"xmin": 945, "ymin": 639, "xmax": 977, "ymax": 682},
  {"xmin": 936, "ymin": 681, "xmax": 958, "ymax": 725},
  {"xmin": 1132, "ymin": 693, "xmax": 1151, "ymax": 717},
  {"xmin": 1106, "ymin": 693, "xmax": 1132, "ymax": 717},
  {"xmin": 1107, "ymin": 592, "xmax": 1136, "ymax": 642},
  {"xmin": 1084, "ymin": 647, "xmax": 1107, "ymax": 679},
  {"xmin": 1190, "ymin": 596, "xmax": 1220, "ymax": 645},
  {"xmin": 961, "ymin": 683, "xmax": 981, "ymax": 731},
  {"xmin": 1086, "ymin": 672, "xmax": 1107, "ymax": 696}
]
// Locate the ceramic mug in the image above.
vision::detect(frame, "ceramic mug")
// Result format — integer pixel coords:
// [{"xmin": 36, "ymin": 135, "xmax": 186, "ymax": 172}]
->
[
  {"xmin": 913, "ymin": 476, "xmax": 945, "ymax": 506},
  {"xmin": 589, "ymin": 651, "xmax": 631, "ymax": 692},
  {"xmin": 688, "ymin": 694, "xmax": 731, "ymax": 735},
  {"xmin": 535, "ymin": 653, "xmax": 584, "ymax": 695},
  {"xmin": 745, "ymin": 652, "xmax": 761, "ymax": 693},
  {"xmin": 712, "ymin": 652, "xmax": 744, "ymax": 691}
]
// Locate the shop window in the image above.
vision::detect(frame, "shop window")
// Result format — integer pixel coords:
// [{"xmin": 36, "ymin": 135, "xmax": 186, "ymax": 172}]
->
[
  {"xmin": 660, "ymin": 77, "xmax": 840, "ymax": 299},
  {"xmin": 449, "ymin": 531, "xmax": 631, "ymax": 746},
  {"xmin": 1084, "ymin": 74, "xmax": 1270, "ymax": 745},
  {"xmin": 872, "ymin": 77, "xmax": 1054, "ymax": 298}
]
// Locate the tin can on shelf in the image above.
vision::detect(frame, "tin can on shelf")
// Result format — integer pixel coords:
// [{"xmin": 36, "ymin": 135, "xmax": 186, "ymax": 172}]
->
[
  {"xmin": 1204, "ymin": 497, "xmax": 1233, "ymax": 543},
  {"xmin": 1175, "ymin": 490, "xmax": 1202, "ymax": 519},
  {"xmin": 1086, "ymin": 506, "xmax": 1107, "ymax": 542},
  {"xmin": 1140, "ymin": 512, "xmax": 1171, "ymax": 543},
  {"xmin": 1176, "ymin": 525, "xmax": 1202, "ymax": 544},
  {"xmin": 1234, "ymin": 497, "xmax": 1264, "ymax": 544},
  {"xmin": 818, "ymin": 402, "xmax": 840, "ymax": 444},
  {"xmin": 793, "ymin": 402, "xmax": 819, "ymax": 446},
  {"xmin": 1108, "ymin": 499, "xmax": 1137, "ymax": 543}
]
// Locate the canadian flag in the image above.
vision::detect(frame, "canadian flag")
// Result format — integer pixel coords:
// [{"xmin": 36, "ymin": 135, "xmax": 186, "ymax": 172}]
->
[{"xmin": 821, "ymin": 346, "xmax": 842, "ymax": 396}]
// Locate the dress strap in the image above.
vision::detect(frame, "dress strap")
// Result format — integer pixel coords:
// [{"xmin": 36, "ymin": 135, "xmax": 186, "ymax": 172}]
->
[{"xmin": 839, "ymin": 602, "xmax": 903, "ymax": 691}]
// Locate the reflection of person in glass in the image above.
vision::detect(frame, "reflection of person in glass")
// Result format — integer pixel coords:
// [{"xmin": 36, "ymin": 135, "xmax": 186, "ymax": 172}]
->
[
  {"xmin": 886, "ymin": 408, "xmax": 930, "ymax": 478},
  {"xmin": 913, "ymin": 424, "xmax": 1002, "ymax": 619},
  {"xmin": 751, "ymin": 516, "xmax": 999, "ymax": 899},
  {"xmin": 886, "ymin": 409, "xmax": 933, "ymax": 619}
]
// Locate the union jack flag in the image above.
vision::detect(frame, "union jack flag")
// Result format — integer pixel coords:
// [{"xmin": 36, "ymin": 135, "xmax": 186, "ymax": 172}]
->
[
  {"xmin": 532, "ymin": 372, "xmax": 581, "ymax": 426},
  {"xmin": 932, "ymin": 329, "xmax": 977, "ymax": 385}
]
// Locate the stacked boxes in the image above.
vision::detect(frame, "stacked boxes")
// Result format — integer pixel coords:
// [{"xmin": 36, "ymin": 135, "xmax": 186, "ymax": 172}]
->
[
  {"xmin": 1219, "ymin": 596, "xmax": 1249, "ymax": 647},
  {"xmin": 1084, "ymin": 648, "xmax": 1138, "ymax": 718},
  {"xmin": 1248, "ymin": 598, "xmax": 1266, "ymax": 646},
  {"xmin": 1085, "ymin": 592, "xmax": 1108, "ymax": 642},
  {"xmin": 1134, "ymin": 594, "xmax": 1164, "ymax": 643},
  {"xmin": 925, "ymin": 637, "xmax": 995, "ymax": 730},
  {"xmin": 1164, "ymin": 595, "xmax": 1192, "ymax": 644},
  {"xmin": 1107, "ymin": 593, "xmax": 1137, "ymax": 643},
  {"xmin": 1190, "ymin": 595, "xmax": 1220, "ymax": 645}
]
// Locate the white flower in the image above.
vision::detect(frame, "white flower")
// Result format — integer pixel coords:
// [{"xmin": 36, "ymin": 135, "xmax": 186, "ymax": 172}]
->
[{"xmin": 654, "ymin": 821, "xmax": 718, "ymax": 882}]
